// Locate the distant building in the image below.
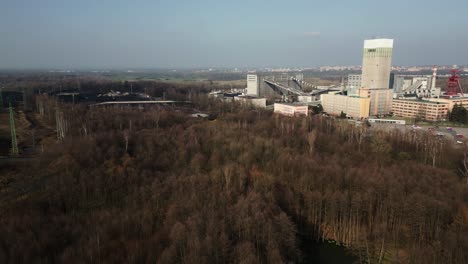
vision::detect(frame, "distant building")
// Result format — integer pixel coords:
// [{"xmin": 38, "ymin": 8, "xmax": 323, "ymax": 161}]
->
[
  {"xmin": 297, "ymin": 95, "xmax": 316, "ymax": 103},
  {"xmin": 393, "ymin": 75, "xmax": 441, "ymax": 98},
  {"xmin": 246, "ymin": 74, "xmax": 260, "ymax": 96},
  {"xmin": 321, "ymin": 93, "xmax": 371, "ymax": 119},
  {"xmin": 359, "ymin": 39, "xmax": 394, "ymax": 115},
  {"xmin": 208, "ymin": 91, "xmax": 225, "ymax": 99},
  {"xmin": 274, "ymin": 103, "xmax": 308, "ymax": 116},
  {"xmin": 368, "ymin": 118, "xmax": 406, "ymax": 125},
  {"xmin": 347, "ymin": 74, "xmax": 362, "ymax": 96},
  {"xmin": 427, "ymin": 97, "xmax": 468, "ymax": 110},
  {"xmin": 392, "ymin": 96, "xmax": 468, "ymax": 122},
  {"xmin": 392, "ymin": 99, "xmax": 449, "ymax": 121},
  {"xmin": 347, "ymin": 74, "xmax": 362, "ymax": 89},
  {"xmin": 234, "ymin": 95, "xmax": 267, "ymax": 108},
  {"xmin": 318, "ymin": 39, "xmax": 395, "ymax": 118},
  {"xmin": 361, "ymin": 39, "xmax": 394, "ymax": 90},
  {"xmin": 359, "ymin": 88, "xmax": 393, "ymax": 116},
  {"xmin": 246, "ymin": 73, "xmax": 304, "ymax": 98}
]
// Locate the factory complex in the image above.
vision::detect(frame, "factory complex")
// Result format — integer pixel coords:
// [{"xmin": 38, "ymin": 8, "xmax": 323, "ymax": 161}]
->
[
  {"xmin": 320, "ymin": 39, "xmax": 466, "ymax": 121},
  {"xmin": 209, "ymin": 38, "xmax": 465, "ymax": 120}
]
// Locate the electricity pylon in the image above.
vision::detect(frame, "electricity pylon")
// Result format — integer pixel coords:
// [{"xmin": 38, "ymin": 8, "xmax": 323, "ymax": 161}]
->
[
  {"xmin": 0, "ymin": 87, "xmax": 3, "ymax": 108},
  {"xmin": 9, "ymin": 102, "xmax": 19, "ymax": 156}
]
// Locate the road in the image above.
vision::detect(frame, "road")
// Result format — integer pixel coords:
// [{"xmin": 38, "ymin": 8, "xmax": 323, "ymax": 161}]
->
[{"xmin": 370, "ymin": 123, "xmax": 466, "ymax": 143}]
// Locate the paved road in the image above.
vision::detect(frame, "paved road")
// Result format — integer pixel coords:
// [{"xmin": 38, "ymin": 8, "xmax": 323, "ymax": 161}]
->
[{"xmin": 370, "ymin": 123, "xmax": 465, "ymax": 143}]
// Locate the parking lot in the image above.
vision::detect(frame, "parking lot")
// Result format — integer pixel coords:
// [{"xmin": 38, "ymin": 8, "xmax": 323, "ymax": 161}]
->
[{"xmin": 369, "ymin": 122, "xmax": 467, "ymax": 143}]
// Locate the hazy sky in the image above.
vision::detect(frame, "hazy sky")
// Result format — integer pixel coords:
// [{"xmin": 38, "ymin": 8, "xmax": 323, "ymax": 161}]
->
[{"xmin": 1, "ymin": 0, "xmax": 468, "ymax": 69}]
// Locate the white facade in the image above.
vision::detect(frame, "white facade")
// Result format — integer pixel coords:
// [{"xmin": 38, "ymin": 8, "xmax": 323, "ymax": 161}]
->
[
  {"xmin": 246, "ymin": 74, "xmax": 259, "ymax": 96},
  {"xmin": 246, "ymin": 73, "xmax": 303, "ymax": 98},
  {"xmin": 234, "ymin": 96, "xmax": 267, "ymax": 108},
  {"xmin": 359, "ymin": 88, "xmax": 393, "ymax": 116},
  {"xmin": 392, "ymin": 75, "xmax": 440, "ymax": 98},
  {"xmin": 321, "ymin": 93, "xmax": 371, "ymax": 119},
  {"xmin": 347, "ymin": 74, "xmax": 362, "ymax": 89},
  {"xmin": 361, "ymin": 39, "xmax": 393, "ymax": 90},
  {"xmin": 274, "ymin": 103, "xmax": 308, "ymax": 116},
  {"xmin": 368, "ymin": 119, "xmax": 406, "ymax": 125},
  {"xmin": 297, "ymin": 95, "xmax": 315, "ymax": 103},
  {"xmin": 363, "ymin": 39, "xmax": 394, "ymax": 49}
]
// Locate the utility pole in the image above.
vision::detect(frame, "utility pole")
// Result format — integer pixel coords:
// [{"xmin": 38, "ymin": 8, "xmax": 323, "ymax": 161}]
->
[
  {"xmin": 0, "ymin": 87, "xmax": 3, "ymax": 108},
  {"xmin": 9, "ymin": 102, "xmax": 19, "ymax": 156}
]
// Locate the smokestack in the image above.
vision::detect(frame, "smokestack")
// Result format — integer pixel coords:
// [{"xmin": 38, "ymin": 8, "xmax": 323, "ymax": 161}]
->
[{"xmin": 431, "ymin": 66, "xmax": 437, "ymax": 90}]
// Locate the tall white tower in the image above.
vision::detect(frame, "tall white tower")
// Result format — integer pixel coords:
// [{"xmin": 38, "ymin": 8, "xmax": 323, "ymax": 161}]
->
[
  {"xmin": 361, "ymin": 39, "xmax": 394, "ymax": 89},
  {"xmin": 431, "ymin": 66, "xmax": 437, "ymax": 90}
]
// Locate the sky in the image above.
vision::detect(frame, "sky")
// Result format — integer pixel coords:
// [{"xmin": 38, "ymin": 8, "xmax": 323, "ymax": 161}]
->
[{"xmin": 1, "ymin": 0, "xmax": 468, "ymax": 69}]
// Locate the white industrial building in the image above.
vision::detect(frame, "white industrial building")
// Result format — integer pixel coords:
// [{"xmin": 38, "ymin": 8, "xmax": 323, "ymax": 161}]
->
[
  {"xmin": 392, "ymin": 73, "xmax": 441, "ymax": 98},
  {"xmin": 346, "ymin": 74, "xmax": 362, "ymax": 96},
  {"xmin": 321, "ymin": 93, "xmax": 371, "ymax": 119},
  {"xmin": 359, "ymin": 39, "xmax": 394, "ymax": 116},
  {"xmin": 297, "ymin": 95, "xmax": 315, "ymax": 103},
  {"xmin": 358, "ymin": 88, "xmax": 393, "ymax": 116},
  {"xmin": 234, "ymin": 95, "xmax": 267, "ymax": 108},
  {"xmin": 322, "ymin": 39, "xmax": 394, "ymax": 118},
  {"xmin": 274, "ymin": 103, "xmax": 308, "ymax": 116},
  {"xmin": 347, "ymin": 74, "xmax": 362, "ymax": 88},
  {"xmin": 361, "ymin": 39, "xmax": 393, "ymax": 90},
  {"xmin": 246, "ymin": 73, "xmax": 304, "ymax": 98}
]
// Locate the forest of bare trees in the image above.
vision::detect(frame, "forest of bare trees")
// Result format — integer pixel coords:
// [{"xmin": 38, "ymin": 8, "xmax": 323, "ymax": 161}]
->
[{"xmin": 1, "ymin": 91, "xmax": 468, "ymax": 263}]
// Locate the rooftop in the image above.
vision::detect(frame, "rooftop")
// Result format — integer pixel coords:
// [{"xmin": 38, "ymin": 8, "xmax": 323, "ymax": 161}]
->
[
  {"xmin": 393, "ymin": 99, "xmax": 448, "ymax": 105},
  {"xmin": 364, "ymin": 39, "xmax": 394, "ymax": 49}
]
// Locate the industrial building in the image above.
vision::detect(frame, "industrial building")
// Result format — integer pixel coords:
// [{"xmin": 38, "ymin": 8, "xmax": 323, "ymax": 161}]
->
[
  {"xmin": 391, "ymin": 97, "xmax": 468, "ymax": 122},
  {"xmin": 321, "ymin": 93, "xmax": 370, "ymax": 118},
  {"xmin": 322, "ymin": 38, "xmax": 394, "ymax": 118},
  {"xmin": 348, "ymin": 74, "xmax": 362, "ymax": 88},
  {"xmin": 392, "ymin": 67, "xmax": 441, "ymax": 98},
  {"xmin": 359, "ymin": 88, "xmax": 393, "ymax": 116},
  {"xmin": 391, "ymin": 68, "xmax": 468, "ymax": 121},
  {"xmin": 393, "ymin": 75, "xmax": 433, "ymax": 94},
  {"xmin": 246, "ymin": 73, "xmax": 306, "ymax": 98},
  {"xmin": 274, "ymin": 103, "xmax": 308, "ymax": 116},
  {"xmin": 392, "ymin": 99, "xmax": 449, "ymax": 121},
  {"xmin": 361, "ymin": 39, "xmax": 393, "ymax": 90},
  {"xmin": 427, "ymin": 97, "xmax": 468, "ymax": 110},
  {"xmin": 347, "ymin": 74, "xmax": 362, "ymax": 96},
  {"xmin": 391, "ymin": 96, "xmax": 468, "ymax": 122},
  {"xmin": 234, "ymin": 95, "xmax": 267, "ymax": 108},
  {"xmin": 359, "ymin": 39, "xmax": 394, "ymax": 116}
]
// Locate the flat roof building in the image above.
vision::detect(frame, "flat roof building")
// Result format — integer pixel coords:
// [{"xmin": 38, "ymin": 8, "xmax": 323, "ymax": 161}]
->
[
  {"xmin": 427, "ymin": 97, "xmax": 468, "ymax": 111},
  {"xmin": 246, "ymin": 73, "xmax": 304, "ymax": 98},
  {"xmin": 234, "ymin": 95, "xmax": 267, "ymax": 108},
  {"xmin": 392, "ymin": 99, "xmax": 449, "ymax": 121},
  {"xmin": 359, "ymin": 88, "xmax": 393, "ymax": 116},
  {"xmin": 393, "ymin": 75, "xmax": 441, "ymax": 98},
  {"xmin": 274, "ymin": 103, "xmax": 308, "ymax": 117},
  {"xmin": 361, "ymin": 39, "xmax": 394, "ymax": 90},
  {"xmin": 348, "ymin": 74, "xmax": 362, "ymax": 89},
  {"xmin": 321, "ymin": 93, "xmax": 371, "ymax": 119},
  {"xmin": 316, "ymin": 39, "xmax": 395, "ymax": 119}
]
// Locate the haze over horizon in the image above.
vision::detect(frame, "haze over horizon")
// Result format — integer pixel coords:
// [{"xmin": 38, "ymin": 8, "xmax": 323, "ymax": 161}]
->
[{"xmin": 1, "ymin": 0, "xmax": 468, "ymax": 69}]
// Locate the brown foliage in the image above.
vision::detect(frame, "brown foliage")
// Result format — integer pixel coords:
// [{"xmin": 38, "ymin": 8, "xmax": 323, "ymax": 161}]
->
[{"xmin": 1, "ymin": 97, "xmax": 468, "ymax": 263}]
